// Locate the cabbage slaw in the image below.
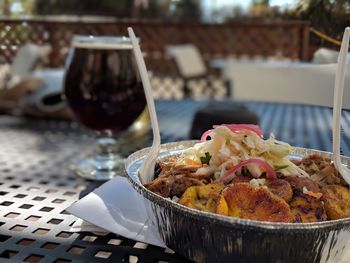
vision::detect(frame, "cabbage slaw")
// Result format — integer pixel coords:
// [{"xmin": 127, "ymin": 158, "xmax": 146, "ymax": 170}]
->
[{"xmin": 176, "ymin": 124, "xmax": 309, "ymax": 182}]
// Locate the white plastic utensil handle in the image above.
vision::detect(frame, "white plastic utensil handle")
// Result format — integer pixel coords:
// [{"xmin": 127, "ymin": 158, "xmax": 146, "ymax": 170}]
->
[
  {"xmin": 128, "ymin": 27, "xmax": 161, "ymax": 183},
  {"xmin": 332, "ymin": 27, "xmax": 350, "ymax": 185}
]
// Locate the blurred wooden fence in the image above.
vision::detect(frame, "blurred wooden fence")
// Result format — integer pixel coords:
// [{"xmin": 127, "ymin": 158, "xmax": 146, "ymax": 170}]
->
[{"xmin": 0, "ymin": 18, "xmax": 309, "ymax": 74}]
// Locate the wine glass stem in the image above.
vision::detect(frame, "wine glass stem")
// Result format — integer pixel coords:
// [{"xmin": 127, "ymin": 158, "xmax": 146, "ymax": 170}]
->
[
  {"xmin": 97, "ymin": 136, "xmax": 117, "ymax": 155},
  {"xmin": 93, "ymin": 136, "xmax": 122, "ymax": 179}
]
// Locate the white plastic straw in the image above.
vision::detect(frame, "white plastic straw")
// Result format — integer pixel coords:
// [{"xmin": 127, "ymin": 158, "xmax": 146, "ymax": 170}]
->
[
  {"xmin": 332, "ymin": 27, "xmax": 350, "ymax": 185},
  {"xmin": 128, "ymin": 27, "xmax": 161, "ymax": 183}
]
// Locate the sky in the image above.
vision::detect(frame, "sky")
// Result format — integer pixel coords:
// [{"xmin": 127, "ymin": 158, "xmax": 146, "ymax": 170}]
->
[
  {"xmin": 207, "ymin": 0, "xmax": 297, "ymax": 9},
  {"xmin": 201, "ymin": 0, "xmax": 297, "ymax": 22}
]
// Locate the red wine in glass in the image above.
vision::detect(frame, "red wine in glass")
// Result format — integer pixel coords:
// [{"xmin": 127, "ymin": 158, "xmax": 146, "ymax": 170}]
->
[{"xmin": 64, "ymin": 35, "xmax": 146, "ymax": 180}]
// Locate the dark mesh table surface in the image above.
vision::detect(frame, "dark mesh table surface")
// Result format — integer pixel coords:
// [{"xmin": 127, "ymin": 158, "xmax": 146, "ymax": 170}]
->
[
  {"xmin": 157, "ymin": 100, "xmax": 350, "ymax": 156},
  {"xmin": 0, "ymin": 100, "xmax": 349, "ymax": 263}
]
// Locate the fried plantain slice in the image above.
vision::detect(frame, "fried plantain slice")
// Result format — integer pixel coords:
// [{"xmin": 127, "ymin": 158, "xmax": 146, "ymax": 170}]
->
[
  {"xmin": 216, "ymin": 183, "xmax": 293, "ymax": 223},
  {"xmin": 178, "ymin": 183, "xmax": 224, "ymax": 212},
  {"xmin": 321, "ymin": 185, "xmax": 350, "ymax": 220},
  {"xmin": 265, "ymin": 178, "xmax": 293, "ymax": 203},
  {"xmin": 289, "ymin": 191, "xmax": 327, "ymax": 223},
  {"xmin": 284, "ymin": 176, "xmax": 321, "ymax": 193}
]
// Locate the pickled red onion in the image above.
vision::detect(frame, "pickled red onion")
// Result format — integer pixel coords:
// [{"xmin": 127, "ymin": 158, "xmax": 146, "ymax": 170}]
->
[
  {"xmin": 213, "ymin": 124, "xmax": 263, "ymax": 138},
  {"xmin": 221, "ymin": 158, "xmax": 276, "ymax": 182},
  {"xmin": 201, "ymin": 129, "xmax": 213, "ymax": 142}
]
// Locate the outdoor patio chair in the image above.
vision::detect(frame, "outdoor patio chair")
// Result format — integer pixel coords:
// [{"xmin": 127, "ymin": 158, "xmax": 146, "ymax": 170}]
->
[
  {"xmin": 150, "ymin": 74, "xmax": 184, "ymax": 99},
  {"xmin": 0, "ymin": 43, "xmax": 51, "ymax": 90},
  {"xmin": 223, "ymin": 60, "xmax": 350, "ymax": 109},
  {"xmin": 166, "ymin": 44, "xmax": 229, "ymax": 99},
  {"xmin": 0, "ymin": 43, "xmax": 68, "ymax": 117}
]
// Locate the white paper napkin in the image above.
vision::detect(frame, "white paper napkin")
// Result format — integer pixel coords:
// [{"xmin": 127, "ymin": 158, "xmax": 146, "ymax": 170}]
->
[
  {"xmin": 66, "ymin": 176, "xmax": 166, "ymax": 248},
  {"xmin": 70, "ymin": 218, "xmax": 108, "ymax": 234}
]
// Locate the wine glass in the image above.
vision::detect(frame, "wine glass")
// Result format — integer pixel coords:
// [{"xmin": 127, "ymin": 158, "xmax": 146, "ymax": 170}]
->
[{"xmin": 64, "ymin": 35, "xmax": 146, "ymax": 180}]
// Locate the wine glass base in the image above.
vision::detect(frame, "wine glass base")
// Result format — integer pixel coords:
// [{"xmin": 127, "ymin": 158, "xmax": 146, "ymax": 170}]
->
[{"xmin": 73, "ymin": 156, "xmax": 124, "ymax": 181}]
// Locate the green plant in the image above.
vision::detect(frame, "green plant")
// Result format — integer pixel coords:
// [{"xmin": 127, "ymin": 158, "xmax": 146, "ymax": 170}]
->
[{"xmin": 288, "ymin": 0, "xmax": 350, "ymax": 47}]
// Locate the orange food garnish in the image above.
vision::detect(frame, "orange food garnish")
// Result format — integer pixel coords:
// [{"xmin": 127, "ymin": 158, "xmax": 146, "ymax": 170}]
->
[
  {"xmin": 305, "ymin": 191, "xmax": 323, "ymax": 199},
  {"xmin": 187, "ymin": 160, "xmax": 201, "ymax": 166}
]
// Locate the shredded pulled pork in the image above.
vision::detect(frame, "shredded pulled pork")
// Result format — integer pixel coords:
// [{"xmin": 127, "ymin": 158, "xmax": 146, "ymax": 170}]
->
[
  {"xmin": 297, "ymin": 154, "xmax": 348, "ymax": 187},
  {"xmin": 144, "ymin": 159, "xmax": 215, "ymax": 198}
]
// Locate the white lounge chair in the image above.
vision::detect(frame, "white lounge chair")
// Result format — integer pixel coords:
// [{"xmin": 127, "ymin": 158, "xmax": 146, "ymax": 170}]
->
[
  {"xmin": 5, "ymin": 43, "xmax": 51, "ymax": 89},
  {"xmin": 224, "ymin": 60, "xmax": 350, "ymax": 108},
  {"xmin": 166, "ymin": 44, "xmax": 229, "ymax": 98}
]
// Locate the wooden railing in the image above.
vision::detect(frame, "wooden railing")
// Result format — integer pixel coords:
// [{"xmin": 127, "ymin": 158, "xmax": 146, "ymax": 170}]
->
[{"xmin": 0, "ymin": 18, "xmax": 310, "ymax": 74}]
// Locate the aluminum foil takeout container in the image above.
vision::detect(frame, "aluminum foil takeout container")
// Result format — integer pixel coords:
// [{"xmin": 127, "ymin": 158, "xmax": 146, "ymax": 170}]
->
[{"xmin": 125, "ymin": 141, "xmax": 350, "ymax": 263}]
